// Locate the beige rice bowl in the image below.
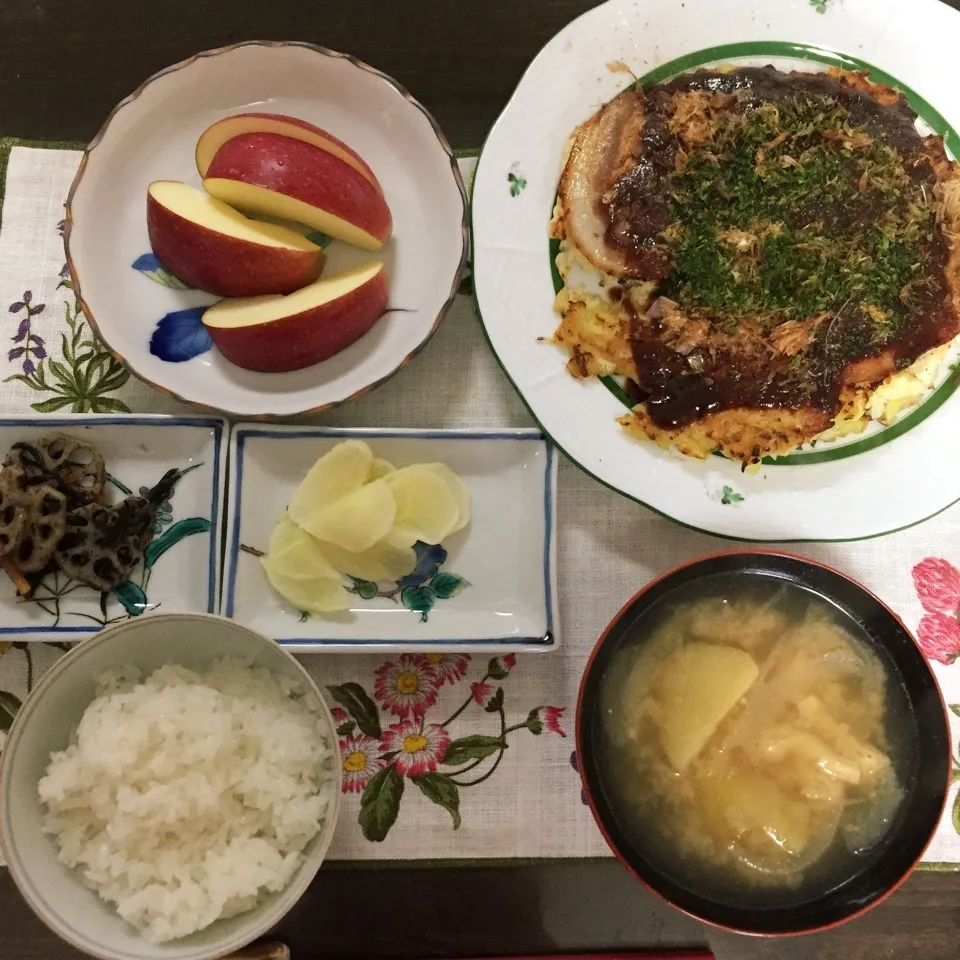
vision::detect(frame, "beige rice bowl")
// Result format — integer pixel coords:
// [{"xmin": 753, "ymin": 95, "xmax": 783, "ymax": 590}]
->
[{"xmin": 35, "ymin": 657, "xmax": 336, "ymax": 944}]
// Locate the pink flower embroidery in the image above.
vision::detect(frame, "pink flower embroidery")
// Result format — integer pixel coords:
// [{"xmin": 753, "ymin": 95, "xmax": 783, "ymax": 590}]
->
[
  {"xmin": 374, "ymin": 654, "xmax": 440, "ymax": 718},
  {"xmin": 339, "ymin": 734, "xmax": 384, "ymax": 793},
  {"xmin": 331, "ymin": 706, "xmax": 350, "ymax": 726},
  {"xmin": 471, "ymin": 681, "xmax": 494, "ymax": 706},
  {"xmin": 422, "ymin": 653, "xmax": 471, "ymax": 686},
  {"xmin": 544, "ymin": 705, "xmax": 567, "ymax": 738},
  {"xmin": 916, "ymin": 612, "xmax": 960, "ymax": 666},
  {"xmin": 380, "ymin": 720, "xmax": 451, "ymax": 777},
  {"xmin": 503, "ymin": 654, "xmax": 517, "ymax": 670},
  {"xmin": 913, "ymin": 557, "xmax": 960, "ymax": 615},
  {"xmin": 912, "ymin": 558, "xmax": 960, "ymax": 665}
]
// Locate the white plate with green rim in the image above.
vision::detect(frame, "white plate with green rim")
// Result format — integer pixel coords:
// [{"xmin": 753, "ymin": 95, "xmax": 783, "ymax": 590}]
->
[{"xmin": 471, "ymin": 0, "xmax": 960, "ymax": 542}]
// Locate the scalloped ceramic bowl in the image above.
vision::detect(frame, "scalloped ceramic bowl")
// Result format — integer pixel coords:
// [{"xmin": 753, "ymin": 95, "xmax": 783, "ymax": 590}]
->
[
  {"xmin": 65, "ymin": 41, "xmax": 468, "ymax": 418},
  {"xmin": 0, "ymin": 613, "xmax": 342, "ymax": 960}
]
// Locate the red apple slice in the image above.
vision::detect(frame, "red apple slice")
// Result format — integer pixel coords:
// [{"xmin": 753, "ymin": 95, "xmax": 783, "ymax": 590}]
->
[
  {"xmin": 146, "ymin": 181, "xmax": 325, "ymax": 296},
  {"xmin": 195, "ymin": 113, "xmax": 382, "ymax": 190},
  {"xmin": 203, "ymin": 132, "xmax": 392, "ymax": 252},
  {"xmin": 202, "ymin": 260, "xmax": 389, "ymax": 373}
]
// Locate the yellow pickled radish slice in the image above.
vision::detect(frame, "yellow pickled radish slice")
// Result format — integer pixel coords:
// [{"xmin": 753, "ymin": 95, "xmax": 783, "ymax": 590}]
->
[
  {"xmin": 382, "ymin": 525, "xmax": 418, "ymax": 550},
  {"xmin": 266, "ymin": 526, "xmax": 341, "ymax": 582},
  {"xmin": 419, "ymin": 462, "xmax": 471, "ymax": 534},
  {"xmin": 367, "ymin": 457, "xmax": 396, "ymax": 481},
  {"xmin": 316, "ymin": 538, "xmax": 417, "ymax": 582},
  {"xmin": 297, "ymin": 478, "xmax": 396, "ymax": 552},
  {"xmin": 384, "ymin": 466, "xmax": 460, "ymax": 545},
  {"xmin": 266, "ymin": 512, "xmax": 305, "ymax": 557},
  {"xmin": 262, "ymin": 561, "xmax": 351, "ymax": 613},
  {"xmin": 288, "ymin": 439, "xmax": 373, "ymax": 525}
]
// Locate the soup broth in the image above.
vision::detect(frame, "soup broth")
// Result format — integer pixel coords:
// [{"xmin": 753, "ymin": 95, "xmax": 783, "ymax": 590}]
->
[{"xmin": 597, "ymin": 575, "xmax": 917, "ymax": 906}]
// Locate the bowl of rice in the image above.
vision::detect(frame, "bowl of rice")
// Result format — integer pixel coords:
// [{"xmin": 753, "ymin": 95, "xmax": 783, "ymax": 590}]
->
[{"xmin": 0, "ymin": 613, "xmax": 341, "ymax": 960}]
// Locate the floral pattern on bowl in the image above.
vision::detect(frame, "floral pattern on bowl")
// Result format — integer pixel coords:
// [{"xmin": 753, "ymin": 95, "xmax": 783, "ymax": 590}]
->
[
  {"xmin": 241, "ymin": 539, "xmax": 470, "ymax": 623},
  {"xmin": 223, "ymin": 425, "xmax": 559, "ymax": 653},
  {"xmin": 0, "ymin": 416, "xmax": 226, "ymax": 640},
  {"xmin": 64, "ymin": 41, "xmax": 468, "ymax": 418}
]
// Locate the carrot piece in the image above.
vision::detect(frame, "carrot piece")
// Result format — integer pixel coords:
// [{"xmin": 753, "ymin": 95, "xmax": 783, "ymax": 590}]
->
[{"xmin": 1, "ymin": 556, "xmax": 31, "ymax": 597}]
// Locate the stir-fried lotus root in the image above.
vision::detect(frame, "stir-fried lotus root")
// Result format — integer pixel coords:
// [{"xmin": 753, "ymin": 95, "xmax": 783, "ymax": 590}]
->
[
  {"xmin": 14, "ymin": 485, "xmax": 69, "ymax": 574},
  {"xmin": 54, "ymin": 469, "xmax": 179, "ymax": 592},
  {"xmin": 0, "ymin": 430, "xmax": 180, "ymax": 595},
  {"xmin": 5, "ymin": 434, "xmax": 106, "ymax": 506},
  {"xmin": 0, "ymin": 465, "xmax": 26, "ymax": 558}
]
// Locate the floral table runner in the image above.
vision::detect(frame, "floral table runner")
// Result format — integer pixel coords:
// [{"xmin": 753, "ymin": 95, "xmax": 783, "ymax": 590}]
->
[{"xmin": 0, "ymin": 140, "xmax": 957, "ymax": 866}]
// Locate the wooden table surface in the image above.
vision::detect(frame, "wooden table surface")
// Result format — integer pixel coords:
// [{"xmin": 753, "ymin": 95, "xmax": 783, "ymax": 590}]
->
[{"xmin": 2, "ymin": 1, "xmax": 960, "ymax": 958}]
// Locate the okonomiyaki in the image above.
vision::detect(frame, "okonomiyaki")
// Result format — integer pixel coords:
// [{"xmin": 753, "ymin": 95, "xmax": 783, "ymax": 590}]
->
[{"xmin": 549, "ymin": 65, "xmax": 960, "ymax": 465}]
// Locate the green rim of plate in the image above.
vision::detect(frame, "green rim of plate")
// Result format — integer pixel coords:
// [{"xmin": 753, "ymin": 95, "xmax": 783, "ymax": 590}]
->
[
  {"xmin": 472, "ymin": 37, "xmax": 960, "ymax": 543},
  {"xmin": 548, "ymin": 41, "xmax": 960, "ymax": 467}
]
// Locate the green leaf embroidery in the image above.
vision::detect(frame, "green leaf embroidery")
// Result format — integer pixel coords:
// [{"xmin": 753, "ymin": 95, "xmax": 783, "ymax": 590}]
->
[
  {"xmin": 949, "ymin": 704, "xmax": 960, "ymax": 718},
  {"xmin": 810, "ymin": 0, "xmax": 829, "ymax": 12},
  {"xmin": 336, "ymin": 719, "xmax": 357, "ymax": 738},
  {"xmin": 527, "ymin": 708, "xmax": 544, "ymax": 735},
  {"xmin": 359, "ymin": 765, "xmax": 404, "ymax": 842},
  {"xmin": 30, "ymin": 396, "xmax": 73, "ymax": 413},
  {"xmin": 304, "ymin": 230, "xmax": 334, "ymax": 248},
  {"xmin": 90, "ymin": 396, "xmax": 131, "ymax": 414},
  {"xmin": 507, "ymin": 171, "xmax": 527, "ymax": 197},
  {"xmin": 953, "ymin": 788, "xmax": 960, "ymax": 837},
  {"xmin": 484, "ymin": 687, "xmax": 505, "ymax": 714},
  {"xmin": 351, "ymin": 577, "xmax": 379, "ymax": 600},
  {"xmin": 431, "ymin": 572, "xmax": 470, "ymax": 599},
  {"xmin": 144, "ymin": 517, "xmax": 211, "ymax": 567},
  {"xmin": 0, "ymin": 690, "xmax": 22, "ymax": 732},
  {"xmin": 411, "ymin": 772, "xmax": 461, "ymax": 829},
  {"xmin": 326, "ymin": 682, "xmax": 382, "ymax": 738},
  {"xmin": 443, "ymin": 734, "xmax": 505, "ymax": 766},
  {"xmin": 401, "ymin": 584, "xmax": 436, "ymax": 622},
  {"xmin": 13, "ymin": 285, "xmax": 131, "ymax": 413},
  {"xmin": 721, "ymin": 485, "xmax": 745, "ymax": 505},
  {"xmin": 114, "ymin": 580, "xmax": 148, "ymax": 617}
]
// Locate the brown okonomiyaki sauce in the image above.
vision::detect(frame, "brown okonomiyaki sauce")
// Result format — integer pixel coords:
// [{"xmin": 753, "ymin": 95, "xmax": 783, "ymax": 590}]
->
[{"xmin": 604, "ymin": 67, "xmax": 959, "ymax": 433}]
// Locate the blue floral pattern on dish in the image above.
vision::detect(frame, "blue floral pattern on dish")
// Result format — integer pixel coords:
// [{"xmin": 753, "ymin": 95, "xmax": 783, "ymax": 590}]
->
[
  {"xmin": 131, "ymin": 253, "xmax": 191, "ymax": 290},
  {"xmin": 149, "ymin": 308, "xmax": 213, "ymax": 363}
]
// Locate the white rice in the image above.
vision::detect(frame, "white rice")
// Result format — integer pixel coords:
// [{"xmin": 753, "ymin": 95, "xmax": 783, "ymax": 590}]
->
[{"xmin": 37, "ymin": 658, "xmax": 334, "ymax": 944}]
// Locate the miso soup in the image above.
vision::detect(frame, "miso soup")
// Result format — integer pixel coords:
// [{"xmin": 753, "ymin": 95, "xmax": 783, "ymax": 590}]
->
[{"xmin": 597, "ymin": 575, "xmax": 917, "ymax": 906}]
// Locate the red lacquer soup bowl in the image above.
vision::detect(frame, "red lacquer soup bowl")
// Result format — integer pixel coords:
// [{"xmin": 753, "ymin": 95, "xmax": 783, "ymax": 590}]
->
[{"xmin": 575, "ymin": 551, "xmax": 951, "ymax": 936}]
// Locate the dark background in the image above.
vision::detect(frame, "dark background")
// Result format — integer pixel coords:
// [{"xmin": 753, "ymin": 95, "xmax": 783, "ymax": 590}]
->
[{"xmin": 2, "ymin": 1, "xmax": 960, "ymax": 957}]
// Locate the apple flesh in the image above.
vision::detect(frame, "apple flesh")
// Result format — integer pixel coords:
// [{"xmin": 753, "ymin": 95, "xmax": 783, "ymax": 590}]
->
[
  {"xmin": 195, "ymin": 113, "xmax": 382, "ymax": 190},
  {"xmin": 202, "ymin": 260, "xmax": 389, "ymax": 373},
  {"xmin": 203, "ymin": 132, "xmax": 393, "ymax": 252},
  {"xmin": 146, "ymin": 181, "xmax": 325, "ymax": 296}
]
